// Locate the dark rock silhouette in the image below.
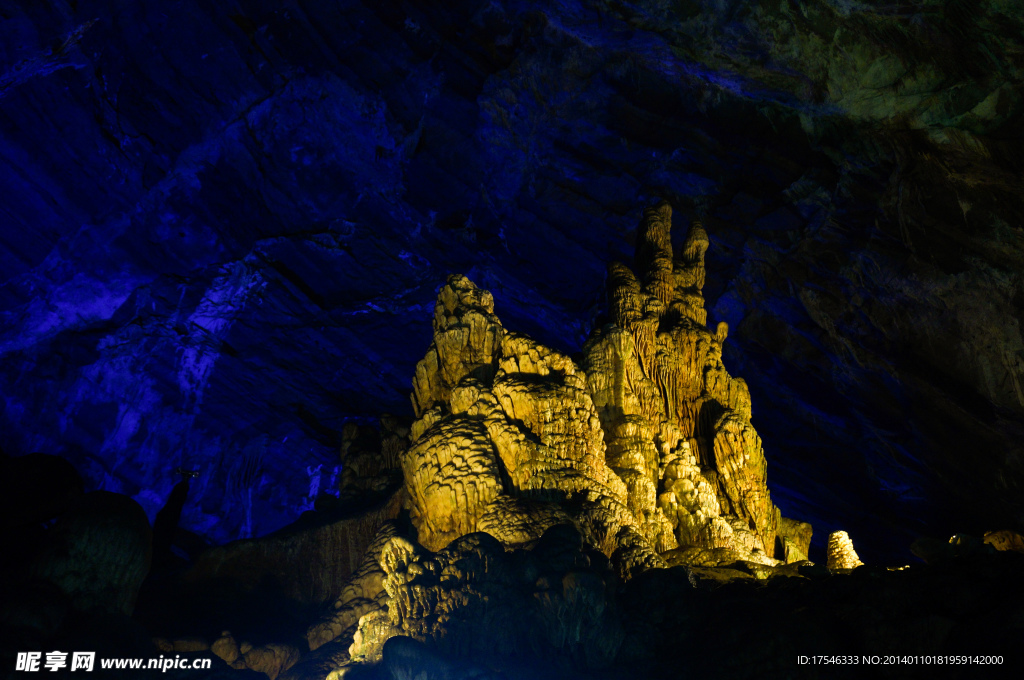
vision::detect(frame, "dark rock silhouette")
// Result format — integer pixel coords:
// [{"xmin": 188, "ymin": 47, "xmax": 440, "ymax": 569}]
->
[
  {"xmin": 152, "ymin": 469, "xmax": 199, "ymax": 567},
  {"xmin": 28, "ymin": 491, "xmax": 152, "ymax": 617}
]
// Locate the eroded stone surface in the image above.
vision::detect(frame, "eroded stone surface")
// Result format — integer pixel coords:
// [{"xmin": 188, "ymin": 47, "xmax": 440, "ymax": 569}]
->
[
  {"xmin": 776, "ymin": 517, "xmax": 814, "ymax": 564},
  {"xmin": 399, "ymin": 203, "xmax": 792, "ymax": 584},
  {"xmin": 826, "ymin": 530, "xmax": 864, "ymax": 570},
  {"xmin": 296, "ymin": 204, "xmax": 799, "ymax": 672},
  {"xmin": 306, "ymin": 522, "xmax": 403, "ymax": 653},
  {"xmin": 984, "ymin": 530, "xmax": 1024, "ymax": 553},
  {"xmin": 184, "ymin": 487, "xmax": 404, "ymax": 606},
  {"xmin": 583, "ymin": 202, "xmax": 781, "ymax": 564},
  {"xmin": 402, "ymin": 275, "xmax": 642, "ymax": 562}
]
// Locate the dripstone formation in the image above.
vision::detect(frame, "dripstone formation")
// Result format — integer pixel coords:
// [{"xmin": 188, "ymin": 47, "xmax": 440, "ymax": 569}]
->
[
  {"xmin": 290, "ymin": 202, "xmax": 810, "ymax": 673},
  {"xmin": 402, "ymin": 201, "xmax": 789, "ymax": 573},
  {"xmin": 584, "ymin": 201, "xmax": 782, "ymax": 567},
  {"xmin": 826, "ymin": 530, "xmax": 865, "ymax": 571}
]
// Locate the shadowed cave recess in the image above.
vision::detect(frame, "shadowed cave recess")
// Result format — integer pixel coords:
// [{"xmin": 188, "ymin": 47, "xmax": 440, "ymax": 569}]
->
[{"xmin": 2, "ymin": 0, "xmax": 1024, "ymax": 678}]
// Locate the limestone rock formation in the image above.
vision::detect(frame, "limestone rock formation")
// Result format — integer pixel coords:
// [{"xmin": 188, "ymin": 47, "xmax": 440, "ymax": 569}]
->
[
  {"xmin": 583, "ymin": 201, "xmax": 782, "ymax": 565},
  {"xmin": 297, "ymin": 202, "xmax": 801, "ymax": 671},
  {"xmin": 776, "ymin": 517, "xmax": 814, "ymax": 564},
  {"xmin": 911, "ymin": 533, "xmax": 1003, "ymax": 564},
  {"xmin": 337, "ymin": 418, "xmax": 408, "ymax": 506},
  {"xmin": 206, "ymin": 632, "xmax": 300, "ymax": 680},
  {"xmin": 397, "ymin": 202, "xmax": 797, "ymax": 582},
  {"xmin": 403, "ymin": 274, "xmax": 644, "ymax": 568},
  {"xmin": 183, "ymin": 486, "xmax": 404, "ymax": 606},
  {"xmin": 411, "ymin": 276, "xmax": 503, "ymax": 419},
  {"xmin": 223, "ymin": 202, "xmax": 815, "ymax": 678},
  {"xmin": 826, "ymin": 531, "xmax": 864, "ymax": 570},
  {"xmin": 306, "ymin": 522, "xmax": 402, "ymax": 653},
  {"xmin": 240, "ymin": 643, "xmax": 302, "ymax": 680},
  {"xmin": 983, "ymin": 530, "xmax": 1024, "ymax": 553},
  {"xmin": 179, "ymin": 415, "xmax": 408, "ymax": 609}
]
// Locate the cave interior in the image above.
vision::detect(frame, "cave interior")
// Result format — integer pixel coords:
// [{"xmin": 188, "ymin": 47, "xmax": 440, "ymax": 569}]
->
[{"xmin": 1, "ymin": 1, "xmax": 1023, "ymax": 678}]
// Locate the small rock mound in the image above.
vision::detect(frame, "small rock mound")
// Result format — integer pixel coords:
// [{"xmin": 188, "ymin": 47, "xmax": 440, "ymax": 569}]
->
[{"xmin": 825, "ymin": 530, "xmax": 864, "ymax": 570}]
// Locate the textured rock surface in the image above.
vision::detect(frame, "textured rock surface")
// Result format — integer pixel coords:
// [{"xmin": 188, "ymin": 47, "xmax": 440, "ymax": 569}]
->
[
  {"xmin": 7, "ymin": 404, "xmax": 1017, "ymax": 680},
  {"xmin": 984, "ymin": 529, "xmax": 1024, "ymax": 553},
  {"xmin": 403, "ymin": 275, "xmax": 643, "ymax": 563},
  {"xmin": 160, "ymin": 530, "xmax": 1024, "ymax": 680},
  {"xmin": 335, "ymin": 420, "xmax": 408, "ymax": 507},
  {"xmin": 305, "ymin": 522, "xmax": 401, "ymax": 655},
  {"xmin": 273, "ymin": 217, "xmax": 792, "ymax": 673},
  {"xmin": 583, "ymin": 202, "xmax": 780, "ymax": 564},
  {"xmin": 825, "ymin": 530, "xmax": 865, "ymax": 571},
  {"xmin": 394, "ymin": 223, "xmax": 791, "ymax": 573},
  {"xmin": 346, "ymin": 527, "xmax": 624, "ymax": 671},
  {"xmin": 776, "ymin": 517, "xmax": 814, "ymax": 564}
]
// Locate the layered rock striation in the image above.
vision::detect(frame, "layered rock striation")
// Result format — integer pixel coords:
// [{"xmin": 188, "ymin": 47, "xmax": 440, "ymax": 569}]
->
[
  {"xmin": 584, "ymin": 201, "xmax": 783, "ymax": 565},
  {"xmin": 404, "ymin": 274, "xmax": 643, "ymax": 567}
]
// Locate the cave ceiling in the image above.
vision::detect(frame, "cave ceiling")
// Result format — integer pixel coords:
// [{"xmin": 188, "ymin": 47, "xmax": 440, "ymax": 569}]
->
[{"xmin": 1, "ymin": 0, "xmax": 1023, "ymax": 562}]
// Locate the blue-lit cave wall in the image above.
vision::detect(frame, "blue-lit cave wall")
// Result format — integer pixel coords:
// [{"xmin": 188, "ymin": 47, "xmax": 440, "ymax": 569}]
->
[{"xmin": 2, "ymin": 0, "xmax": 1023, "ymax": 562}]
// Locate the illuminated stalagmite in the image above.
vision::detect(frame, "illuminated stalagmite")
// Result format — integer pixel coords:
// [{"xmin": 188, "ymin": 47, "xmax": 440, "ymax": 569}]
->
[
  {"xmin": 400, "ymin": 201, "xmax": 792, "ymax": 573},
  {"xmin": 584, "ymin": 201, "xmax": 783, "ymax": 565},
  {"xmin": 826, "ymin": 530, "xmax": 864, "ymax": 570}
]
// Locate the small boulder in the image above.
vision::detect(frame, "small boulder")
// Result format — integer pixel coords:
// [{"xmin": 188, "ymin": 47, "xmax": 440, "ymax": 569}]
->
[{"xmin": 825, "ymin": 530, "xmax": 863, "ymax": 570}]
